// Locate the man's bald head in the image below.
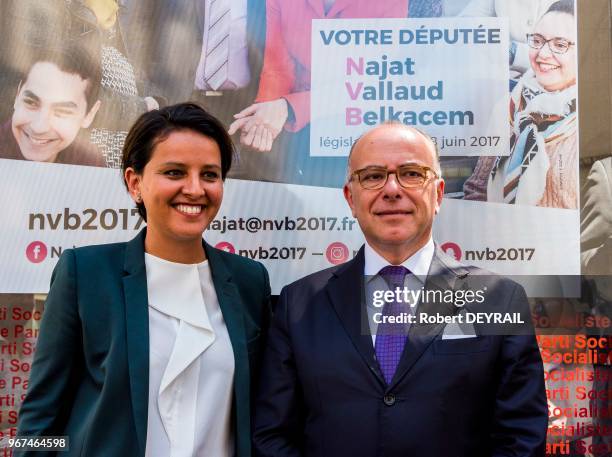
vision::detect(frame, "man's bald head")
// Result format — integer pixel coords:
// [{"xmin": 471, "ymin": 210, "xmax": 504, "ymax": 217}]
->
[{"xmin": 347, "ymin": 123, "xmax": 441, "ymax": 182}]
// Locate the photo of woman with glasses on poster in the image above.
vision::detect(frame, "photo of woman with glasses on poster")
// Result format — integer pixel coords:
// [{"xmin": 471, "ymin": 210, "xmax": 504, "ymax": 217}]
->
[{"xmin": 463, "ymin": 0, "xmax": 577, "ymax": 209}]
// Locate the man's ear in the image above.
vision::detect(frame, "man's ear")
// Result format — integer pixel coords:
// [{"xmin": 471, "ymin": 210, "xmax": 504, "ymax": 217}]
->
[
  {"xmin": 434, "ymin": 178, "xmax": 445, "ymax": 214},
  {"xmin": 124, "ymin": 167, "xmax": 142, "ymax": 203},
  {"xmin": 343, "ymin": 182, "xmax": 357, "ymax": 218},
  {"xmin": 81, "ymin": 99, "xmax": 101, "ymax": 128}
]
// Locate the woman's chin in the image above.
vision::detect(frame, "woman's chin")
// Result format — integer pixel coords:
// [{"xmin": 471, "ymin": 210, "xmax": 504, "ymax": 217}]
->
[{"xmin": 535, "ymin": 74, "xmax": 575, "ymax": 92}]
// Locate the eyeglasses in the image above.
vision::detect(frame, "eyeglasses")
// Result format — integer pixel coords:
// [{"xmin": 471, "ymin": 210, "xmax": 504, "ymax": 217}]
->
[
  {"xmin": 349, "ymin": 165, "xmax": 439, "ymax": 190},
  {"xmin": 526, "ymin": 33, "xmax": 575, "ymax": 54}
]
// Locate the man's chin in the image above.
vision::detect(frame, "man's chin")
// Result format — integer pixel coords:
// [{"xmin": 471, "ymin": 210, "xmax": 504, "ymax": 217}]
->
[
  {"xmin": 375, "ymin": 233, "xmax": 416, "ymax": 248},
  {"xmin": 18, "ymin": 145, "xmax": 59, "ymax": 163},
  {"xmin": 374, "ymin": 230, "xmax": 431, "ymax": 249}
]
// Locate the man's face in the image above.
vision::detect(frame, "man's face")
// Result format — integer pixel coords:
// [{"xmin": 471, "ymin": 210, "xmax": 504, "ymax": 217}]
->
[
  {"xmin": 11, "ymin": 61, "xmax": 99, "ymax": 163},
  {"xmin": 343, "ymin": 125, "xmax": 444, "ymax": 262}
]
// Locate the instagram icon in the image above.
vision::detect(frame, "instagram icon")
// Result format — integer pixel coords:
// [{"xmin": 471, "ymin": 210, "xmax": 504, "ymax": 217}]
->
[{"xmin": 326, "ymin": 242, "xmax": 349, "ymax": 265}]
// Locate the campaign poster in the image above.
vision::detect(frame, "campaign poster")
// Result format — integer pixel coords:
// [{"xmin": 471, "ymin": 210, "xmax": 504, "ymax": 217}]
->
[
  {"xmin": 310, "ymin": 18, "xmax": 509, "ymax": 157},
  {"xmin": 0, "ymin": 1, "xmax": 604, "ymax": 455}
]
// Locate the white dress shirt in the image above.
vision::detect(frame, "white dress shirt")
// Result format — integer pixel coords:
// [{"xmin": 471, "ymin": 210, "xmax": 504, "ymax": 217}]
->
[
  {"xmin": 144, "ymin": 253, "xmax": 235, "ymax": 457},
  {"xmin": 364, "ymin": 239, "xmax": 435, "ymax": 344},
  {"xmin": 194, "ymin": 0, "xmax": 250, "ymax": 91}
]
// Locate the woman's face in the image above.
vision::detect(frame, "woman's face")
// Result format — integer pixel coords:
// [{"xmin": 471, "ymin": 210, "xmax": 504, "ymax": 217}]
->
[
  {"xmin": 529, "ymin": 12, "xmax": 577, "ymax": 92},
  {"xmin": 126, "ymin": 129, "xmax": 223, "ymax": 254}
]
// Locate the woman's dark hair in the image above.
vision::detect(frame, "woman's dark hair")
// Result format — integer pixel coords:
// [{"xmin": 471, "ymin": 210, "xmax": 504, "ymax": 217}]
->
[
  {"xmin": 121, "ymin": 102, "xmax": 234, "ymax": 221},
  {"xmin": 545, "ymin": 0, "xmax": 575, "ymax": 16}
]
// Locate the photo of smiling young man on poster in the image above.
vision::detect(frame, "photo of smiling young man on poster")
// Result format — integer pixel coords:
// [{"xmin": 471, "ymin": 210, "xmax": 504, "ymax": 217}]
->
[{"xmin": 0, "ymin": 43, "xmax": 105, "ymax": 167}]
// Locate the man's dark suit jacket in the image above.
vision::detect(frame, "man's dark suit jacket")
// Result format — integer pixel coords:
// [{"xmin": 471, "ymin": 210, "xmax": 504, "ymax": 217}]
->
[
  {"xmin": 253, "ymin": 246, "xmax": 547, "ymax": 457},
  {"xmin": 16, "ymin": 229, "xmax": 271, "ymax": 457}
]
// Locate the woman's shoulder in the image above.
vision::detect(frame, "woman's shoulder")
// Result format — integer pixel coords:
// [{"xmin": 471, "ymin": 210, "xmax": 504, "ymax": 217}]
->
[
  {"xmin": 72, "ymin": 239, "xmax": 129, "ymax": 255},
  {"xmin": 59, "ymin": 240, "xmax": 131, "ymax": 272},
  {"xmin": 48, "ymin": 241, "xmax": 132, "ymax": 299},
  {"xmin": 208, "ymin": 246, "xmax": 270, "ymax": 294}
]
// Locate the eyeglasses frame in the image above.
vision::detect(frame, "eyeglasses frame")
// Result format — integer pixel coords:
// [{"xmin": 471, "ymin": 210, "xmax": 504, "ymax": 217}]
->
[
  {"xmin": 526, "ymin": 33, "xmax": 575, "ymax": 54},
  {"xmin": 349, "ymin": 164, "xmax": 440, "ymax": 190}
]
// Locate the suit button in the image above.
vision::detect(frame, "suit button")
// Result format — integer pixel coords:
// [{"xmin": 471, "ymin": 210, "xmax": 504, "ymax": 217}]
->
[{"xmin": 383, "ymin": 394, "xmax": 396, "ymax": 406}]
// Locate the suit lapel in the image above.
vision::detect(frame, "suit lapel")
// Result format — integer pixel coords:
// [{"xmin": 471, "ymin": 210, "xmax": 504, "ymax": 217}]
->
[
  {"xmin": 389, "ymin": 248, "xmax": 469, "ymax": 388},
  {"xmin": 122, "ymin": 229, "xmax": 149, "ymax": 456},
  {"xmin": 326, "ymin": 247, "xmax": 385, "ymax": 385},
  {"xmin": 204, "ymin": 243, "xmax": 250, "ymax": 456},
  {"xmin": 204, "ymin": 243, "xmax": 248, "ymax": 372}
]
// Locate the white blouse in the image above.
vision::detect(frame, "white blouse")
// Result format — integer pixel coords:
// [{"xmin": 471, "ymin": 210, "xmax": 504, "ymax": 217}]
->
[{"xmin": 144, "ymin": 253, "xmax": 235, "ymax": 457}]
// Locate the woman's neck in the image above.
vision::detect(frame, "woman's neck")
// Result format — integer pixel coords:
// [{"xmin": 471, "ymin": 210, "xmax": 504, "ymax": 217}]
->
[{"xmin": 144, "ymin": 231, "xmax": 206, "ymax": 264}]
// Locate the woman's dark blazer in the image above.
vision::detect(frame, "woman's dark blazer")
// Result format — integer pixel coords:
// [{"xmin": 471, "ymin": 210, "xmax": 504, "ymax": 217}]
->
[{"xmin": 16, "ymin": 228, "xmax": 271, "ymax": 457}]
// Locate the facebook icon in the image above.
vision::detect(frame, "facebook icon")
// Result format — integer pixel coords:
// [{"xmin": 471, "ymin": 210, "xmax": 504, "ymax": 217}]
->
[{"xmin": 26, "ymin": 241, "xmax": 47, "ymax": 263}]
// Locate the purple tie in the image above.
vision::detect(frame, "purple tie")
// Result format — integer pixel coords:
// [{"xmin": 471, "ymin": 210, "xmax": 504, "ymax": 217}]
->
[{"xmin": 375, "ymin": 265, "xmax": 409, "ymax": 384}]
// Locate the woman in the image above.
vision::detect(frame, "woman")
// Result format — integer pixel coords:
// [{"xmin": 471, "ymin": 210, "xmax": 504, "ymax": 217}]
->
[
  {"xmin": 16, "ymin": 103, "xmax": 271, "ymax": 457},
  {"xmin": 459, "ymin": 0, "xmax": 558, "ymax": 86},
  {"xmin": 485, "ymin": 0, "xmax": 577, "ymax": 208}
]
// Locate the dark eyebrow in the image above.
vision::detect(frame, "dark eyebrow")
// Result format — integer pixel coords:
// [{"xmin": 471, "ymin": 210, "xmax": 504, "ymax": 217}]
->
[
  {"xmin": 22, "ymin": 90, "xmax": 79, "ymax": 110},
  {"xmin": 21, "ymin": 90, "xmax": 40, "ymax": 102},
  {"xmin": 159, "ymin": 162, "xmax": 221, "ymax": 169},
  {"xmin": 51, "ymin": 101, "xmax": 79, "ymax": 110},
  {"xmin": 360, "ymin": 165, "xmax": 386, "ymax": 169},
  {"xmin": 358, "ymin": 162, "xmax": 426, "ymax": 170},
  {"xmin": 532, "ymin": 33, "xmax": 572, "ymax": 42}
]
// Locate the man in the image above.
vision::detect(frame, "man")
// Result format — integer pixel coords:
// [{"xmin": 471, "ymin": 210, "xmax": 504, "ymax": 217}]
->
[
  {"xmin": 581, "ymin": 157, "xmax": 612, "ymax": 455},
  {"xmin": 253, "ymin": 123, "xmax": 548, "ymax": 456},
  {"xmin": 582, "ymin": 157, "xmax": 612, "ymax": 290},
  {"xmin": 0, "ymin": 44, "xmax": 104, "ymax": 167}
]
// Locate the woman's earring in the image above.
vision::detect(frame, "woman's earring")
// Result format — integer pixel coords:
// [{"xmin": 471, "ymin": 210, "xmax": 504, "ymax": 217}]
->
[{"xmin": 135, "ymin": 193, "xmax": 142, "ymax": 203}]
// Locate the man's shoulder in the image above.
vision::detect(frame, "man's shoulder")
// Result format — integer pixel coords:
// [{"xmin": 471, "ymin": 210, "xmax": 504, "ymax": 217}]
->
[
  {"xmin": 57, "ymin": 138, "xmax": 105, "ymax": 167},
  {"xmin": 600, "ymin": 156, "xmax": 612, "ymax": 167},
  {"xmin": 434, "ymin": 247, "xmax": 522, "ymax": 291},
  {"xmin": 0, "ymin": 120, "xmax": 22, "ymax": 160},
  {"xmin": 595, "ymin": 156, "xmax": 612, "ymax": 175},
  {"xmin": 584, "ymin": 157, "xmax": 612, "ymax": 187}
]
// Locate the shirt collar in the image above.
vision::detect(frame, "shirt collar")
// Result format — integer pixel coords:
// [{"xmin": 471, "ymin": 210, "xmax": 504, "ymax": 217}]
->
[
  {"xmin": 144, "ymin": 253, "xmax": 212, "ymax": 329},
  {"xmin": 364, "ymin": 238, "xmax": 435, "ymax": 280}
]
